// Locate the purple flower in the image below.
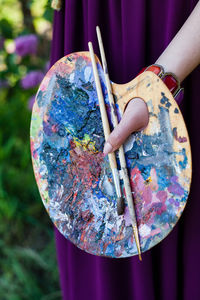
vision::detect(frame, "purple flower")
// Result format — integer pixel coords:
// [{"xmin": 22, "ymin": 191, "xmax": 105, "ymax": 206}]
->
[
  {"xmin": 15, "ymin": 34, "xmax": 38, "ymax": 57},
  {"xmin": 28, "ymin": 95, "xmax": 35, "ymax": 110},
  {"xmin": 21, "ymin": 71, "xmax": 44, "ymax": 89}
]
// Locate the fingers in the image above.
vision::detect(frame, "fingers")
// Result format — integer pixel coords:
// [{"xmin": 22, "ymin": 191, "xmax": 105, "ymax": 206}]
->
[{"xmin": 103, "ymin": 98, "xmax": 149, "ymax": 155}]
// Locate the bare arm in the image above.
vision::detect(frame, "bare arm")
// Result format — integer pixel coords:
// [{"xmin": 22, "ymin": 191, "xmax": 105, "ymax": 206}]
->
[
  {"xmin": 103, "ymin": 1, "xmax": 200, "ymax": 156},
  {"xmin": 155, "ymin": 0, "xmax": 200, "ymax": 82}
]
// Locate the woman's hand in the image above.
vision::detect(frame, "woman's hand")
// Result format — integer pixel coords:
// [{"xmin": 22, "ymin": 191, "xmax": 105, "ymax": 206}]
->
[
  {"xmin": 103, "ymin": 98, "xmax": 149, "ymax": 155},
  {"xmin": 103, "ymin": 1, "xmax": 200, "ymax": 156}
]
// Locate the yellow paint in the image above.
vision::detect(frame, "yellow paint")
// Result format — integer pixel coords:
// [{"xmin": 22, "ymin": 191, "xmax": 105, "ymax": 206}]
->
[{"xmin": 65, "ymin": 127, "xmax": 97, "ymax": 152}]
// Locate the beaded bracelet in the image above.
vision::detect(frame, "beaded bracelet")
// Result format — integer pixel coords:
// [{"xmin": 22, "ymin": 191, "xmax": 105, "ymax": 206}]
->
[{"xmin": 138, "ymin": 64, "xmax": 184, "ymax": 105}]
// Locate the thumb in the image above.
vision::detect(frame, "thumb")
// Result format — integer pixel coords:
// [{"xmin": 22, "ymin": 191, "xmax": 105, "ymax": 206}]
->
[{"xmin": 103, "ymin": 98, "xmax": 149, "ymax": 156}]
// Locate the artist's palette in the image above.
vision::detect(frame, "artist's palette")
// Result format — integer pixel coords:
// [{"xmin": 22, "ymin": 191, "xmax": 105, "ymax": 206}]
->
[{"xmin": 30, "ymin": 52, "xmax": 192, "ymax": 258}]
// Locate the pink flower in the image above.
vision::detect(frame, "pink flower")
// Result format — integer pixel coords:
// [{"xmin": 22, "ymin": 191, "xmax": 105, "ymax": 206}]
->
[
  {"xmin": 21, "ymin": 71, "xmax": 44, "ymax": 89},
  {"xmin": 15, "ymin": 34, "xmax": 38, "ymax": 57}
]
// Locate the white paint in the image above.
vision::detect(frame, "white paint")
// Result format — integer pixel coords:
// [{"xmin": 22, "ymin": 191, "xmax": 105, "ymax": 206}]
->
[
  {"xmin": 102, "ymin": 174, "xmax": 115, "ymax": 196},
  {"xmin": 139, "ymin": 224, "xmax": 151, "ymax": 237},
  {"xmin": 39, "ymin": 164, "xmax": 47, "ymax": 176},
  {"xmin": 69, "ymin": 72, "xmax": 75, "ymax": 83},
  {"xmin": 124, "ymin": 134, "xmax": 136, "ymax": 152},
  {"xmin": 84, "ymin": 66, "xmax": 91, "ymax": 82}
]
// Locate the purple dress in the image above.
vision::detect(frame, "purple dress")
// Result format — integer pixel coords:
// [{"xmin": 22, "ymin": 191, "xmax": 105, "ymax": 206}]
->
[{"xmin": 50, "ymin": 1, "xmax": 200, "ymax": 299}]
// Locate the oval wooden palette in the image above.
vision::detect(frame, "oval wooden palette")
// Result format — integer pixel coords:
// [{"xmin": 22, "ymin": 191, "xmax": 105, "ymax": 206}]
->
[{"xmin": 30, "ymin": 52, "xmax": 192, "ymax": 258}]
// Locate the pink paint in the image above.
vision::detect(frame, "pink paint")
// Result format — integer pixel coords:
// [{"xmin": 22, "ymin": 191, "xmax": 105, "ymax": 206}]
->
[
  {"xmin": 30, "ymin": 140, "xmax": 38, "ymax": 159},
  {"xmin": 156, "ymin": 190, "xmax": 167, "ymax": 202},
  {"xmin": 151, "ymin": 192, "xmax": 161, "ymax": 204},
  {"xmin": 131, "ymin": 166, "xmax": 144, "ymax": 192},
  {"xmin": 149, "ymin": 168, "xmax": 159, "ymax": 191},
  {"xmin": 151, "ymin": 228, "xmax": 161, "ymax": 236},
  {"xmin": 142, "ymin": 186, "xmax": 153, "ymax": 205},
  {"xmin": 163, "ymin": 223, "xmax": 169, "ymax": 230}
]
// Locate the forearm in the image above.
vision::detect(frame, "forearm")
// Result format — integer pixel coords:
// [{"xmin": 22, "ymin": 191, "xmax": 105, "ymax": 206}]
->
[{"xmin": 155, "ymin": 1, "xmax": 200, "ymax": 82}]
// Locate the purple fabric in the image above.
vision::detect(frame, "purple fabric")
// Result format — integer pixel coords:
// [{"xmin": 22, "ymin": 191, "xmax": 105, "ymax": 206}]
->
[{"xmin": 50, "ymin": 1, "xmax": 200, "ymax": 299}]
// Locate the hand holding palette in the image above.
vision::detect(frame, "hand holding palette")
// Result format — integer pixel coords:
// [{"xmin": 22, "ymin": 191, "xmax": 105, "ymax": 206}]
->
[{"xmin": 30, "ymin": 28, "xmax": 192, "ymax": 258}]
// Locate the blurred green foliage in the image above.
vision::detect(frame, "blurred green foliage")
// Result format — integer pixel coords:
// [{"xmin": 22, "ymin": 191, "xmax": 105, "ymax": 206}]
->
[{"xmin": 0, "ymin": 1, "xmax": 61, "ymax": 299}]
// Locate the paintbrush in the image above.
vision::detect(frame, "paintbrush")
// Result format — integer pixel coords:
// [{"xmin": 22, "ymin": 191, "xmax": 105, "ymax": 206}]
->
[
  {"xmin": 88, "ymin": 41, "xmax": 124, "ymax": 216},
  {"xmin": 95, "ymin": 26, "xmax": 142, "ymax": 261},
  {"xmin": 95, "ymin": 26, "xmax": 125, "ymax": 215}
]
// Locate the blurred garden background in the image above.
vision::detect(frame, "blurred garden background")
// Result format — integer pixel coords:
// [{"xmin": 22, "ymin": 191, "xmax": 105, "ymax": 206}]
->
[{"xmin": 0, "ymin": 0, "xmax": 61, "ymax": 299}]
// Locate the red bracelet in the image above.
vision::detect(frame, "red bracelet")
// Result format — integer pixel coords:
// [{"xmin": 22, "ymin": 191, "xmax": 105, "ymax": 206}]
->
[{"xmin": 138, "ymin": 64, "xmax": 184, "ymax": 105}]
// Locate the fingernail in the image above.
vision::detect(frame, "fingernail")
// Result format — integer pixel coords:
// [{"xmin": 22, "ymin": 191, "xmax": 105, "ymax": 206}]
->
[{"xmin": 103, "ymin": 142, "xmax": 113, "ymax": 156}]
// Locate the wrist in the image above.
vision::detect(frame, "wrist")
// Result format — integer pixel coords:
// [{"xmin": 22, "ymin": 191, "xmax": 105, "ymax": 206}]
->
[
  {"xmin": 155, "ymin": 57, "xmax": 184, "ymax": 83},
  {"xmin": 138, "ymin": 64, "xmax": 184, "ymax": 106}
]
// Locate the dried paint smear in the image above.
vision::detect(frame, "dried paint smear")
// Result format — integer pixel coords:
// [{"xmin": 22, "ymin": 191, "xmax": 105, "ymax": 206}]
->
[{"xmin": 30, "ymin": 52, "xmax": 191, "ymax": 258}]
